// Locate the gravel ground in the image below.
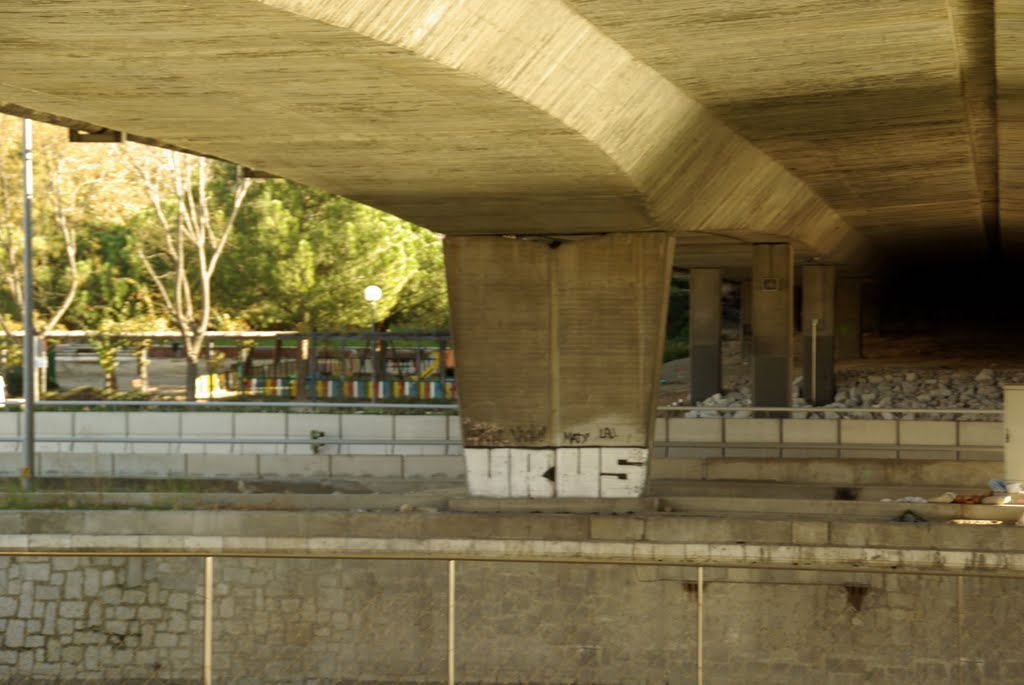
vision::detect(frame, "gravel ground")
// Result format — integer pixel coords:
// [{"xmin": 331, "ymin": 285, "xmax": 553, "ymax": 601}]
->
[{"xmin": 657, "ymin": 332, "xmax": 1024, "ymax": 415}]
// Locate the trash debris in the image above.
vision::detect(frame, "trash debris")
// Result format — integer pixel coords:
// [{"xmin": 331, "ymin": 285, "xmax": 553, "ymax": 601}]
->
[
  {"xmin": 989, "ymin": 479, "xmax": 1008, "ymax": 493},
  {"xmin": 398, "ymin": 503, "xmax": 440, "ymax": 513},
  {"xmin": 896, "ymin": 510, "xmax": 928, "ymax": 523},
  {"xmin": 952, "ymin": 494, "xmax": 984, "ymax": 504},
  {"xmin": 886, "ymin": 488, "xmax": 1018, "ymax": 506},
  {"xmin": 982, "ymin": 495, "xmax": 1012, "ymax": 505}
]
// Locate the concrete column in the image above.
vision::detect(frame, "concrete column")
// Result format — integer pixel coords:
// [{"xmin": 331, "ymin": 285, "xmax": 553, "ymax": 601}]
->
[
  {"xmin": 740, "ymin": 279, "xmax": 752, "ymax": 361},
  {"xmin": 688, "ymin": 268, "xmax": 722, "ymax": 402},
  {"xmin": 862, "ymin": 283, "xmax": 882, "ymax": 335},
  {"xmin": 445, "ymin": 233, "xmax": 674, "ymax": 498},
  {"xmin": 836, "ymin": 278, "xmax": 863, "ymax": 360},
  {"xmin": 1005, "ymin": 385, "xmax": 1024, "ymax": 487},
  {"xmin": 801, "ymin": 265, "xmax": 836, "ymax": 406},
  {"xmin": 751, "ymin": 244, "xmax": 793, "ymax": 409}
]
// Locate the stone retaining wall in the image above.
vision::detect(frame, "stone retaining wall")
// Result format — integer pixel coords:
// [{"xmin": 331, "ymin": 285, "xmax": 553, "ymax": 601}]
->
[
  {"xmin": 1, "ymin": 555, "xmax": 1022, "ymax": 683},
  {"xmin": 0, "ymin": 556, "xmax": 203, "ymax": 682}
]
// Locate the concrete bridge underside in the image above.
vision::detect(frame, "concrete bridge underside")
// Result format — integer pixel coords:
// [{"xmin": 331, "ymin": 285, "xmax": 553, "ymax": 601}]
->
[{"xmin": 2, "ymin": 1, "xmax": 1019, "ymax": 495}]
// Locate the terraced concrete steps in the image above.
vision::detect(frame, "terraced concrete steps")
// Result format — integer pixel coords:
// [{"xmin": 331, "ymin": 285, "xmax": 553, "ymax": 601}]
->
[
  {"xmin": 650, "ymin": 480, "xmax": 982, "ymax": 501},
  {"xmin": 645, "ymin": 456, "xmax": 1011, "ymax": 523},
  {"xmin": 657, "ymin": 495, "xmax": 1024, "ymax": 524},
  {"xmin": 652, "ymin": 457, "xmax": 1002, "ymax": 486}
]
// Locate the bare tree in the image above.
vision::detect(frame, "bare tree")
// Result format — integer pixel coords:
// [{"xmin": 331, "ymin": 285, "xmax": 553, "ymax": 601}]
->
[{"xmin": 124, "ymin": 149, "xmax": 251, "ymax": 400}]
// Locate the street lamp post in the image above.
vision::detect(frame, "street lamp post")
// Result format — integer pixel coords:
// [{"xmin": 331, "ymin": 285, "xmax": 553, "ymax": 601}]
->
[
  {"xmin": 363, "ymin": 285, "xmax": 383, "ymax": 402},
  {"xmin": 21, "ymin": 118, "xmax": 34, "ymax": 491}
]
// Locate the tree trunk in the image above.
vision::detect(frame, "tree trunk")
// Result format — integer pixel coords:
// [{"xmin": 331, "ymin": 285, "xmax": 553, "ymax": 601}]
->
[
  {"xmin": 136, "ymin": 344, "xmax": 150, "ymax": 392},
  {"xmin": 185, "ymin": 356, "xmax": 198, "ymax": 402},
  {"xmin": 272, "ymin": 339, "xmax": 282, "ymax": 377},
  {"xmin": 296, "ymin": 337, "xmax": 310, "ymax": 401}
]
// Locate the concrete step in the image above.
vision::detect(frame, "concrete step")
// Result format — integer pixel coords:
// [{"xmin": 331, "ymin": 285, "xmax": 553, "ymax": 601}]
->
[
  {"xmin": 7, "ymin": 509, "xmax": 1024, "ymax": 575},
  {"xmin": 653, "ymin": 457, "xmax": 1001, "ymax": 486},
  {"xmin": 648, "ymin": 456, "xmax": 1009, "ymax": 523},
  {"xmin": 649, "ymin": 479, "xmax": 991, "ymax": 501},
  {"xmin": 658, "ymin": 494, "xmax": 1023, "ymax": 524}
]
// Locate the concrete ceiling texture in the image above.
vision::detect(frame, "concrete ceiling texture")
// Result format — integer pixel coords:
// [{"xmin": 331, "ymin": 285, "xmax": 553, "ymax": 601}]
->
[{"xmin": 0, "ymin": 1, "xmax": 1013, "ymax": 276}]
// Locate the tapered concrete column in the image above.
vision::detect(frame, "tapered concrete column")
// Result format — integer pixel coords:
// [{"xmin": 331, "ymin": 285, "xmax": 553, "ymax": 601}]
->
[
  {"xmin": 801, "ymin": 265, "xmax": 836, "ymax": 406},
  {"xmin": 688, "ymin": 268, "xmax": 722, "ymax": 402},
  {"xmin": 751, "ymin": 244, "xmax": 793, "ymax": 409},
  {"xmin": 836, "ymin": 278, "xmax": 863, "ymax": 360},
  {"xmin": 446, "ymin": 233, "xmax": 674, "ymax": 498}
]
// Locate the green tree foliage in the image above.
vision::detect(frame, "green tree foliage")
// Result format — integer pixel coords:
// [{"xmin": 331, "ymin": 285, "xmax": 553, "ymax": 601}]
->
[
  {"xmin": 218, "ymin": 181, "xmax": 447, "ymax": 331},
  {"xmin": 2, "ymin": 114, "xmax": 450, "ymax": 374},
  {"xmin": 0, "ymin": 117, "xmax": 153, "ymax": 333}
]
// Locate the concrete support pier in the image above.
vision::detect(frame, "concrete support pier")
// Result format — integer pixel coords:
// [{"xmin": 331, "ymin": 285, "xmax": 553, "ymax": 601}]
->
[
  {"xmin": 752, "ymin": 244, "xmax": 793, "ymax": 410},
  {"xmin": 801, "ymin": 265, "xmax": 836, "ymax": 405},
  {"xmin": 740, "ymin": 279, "xmax": 753, "ymax": 361},
  {"xmin": 445, "ymin": 233, "xmax": 674, "ymax": 498},
  {"xmin": 862, "ymin": 282, "xmax": 882, "ymax": 335},
  {"xmin": 688, "ymin": 268, "xmax": 722, "ymax": 403},
  {"xmin": 836, "ymin": 278, "xmax": 863, "ymax": 360}
]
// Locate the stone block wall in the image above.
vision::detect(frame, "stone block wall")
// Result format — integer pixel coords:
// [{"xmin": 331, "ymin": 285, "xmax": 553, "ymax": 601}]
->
[
  {"xmin": 0, "ymin": 556, "xmax": 203, "ymax": 682},
  {"xmin": 2, "ymin": 556, "xmax": 1024, "ymax": 683}
]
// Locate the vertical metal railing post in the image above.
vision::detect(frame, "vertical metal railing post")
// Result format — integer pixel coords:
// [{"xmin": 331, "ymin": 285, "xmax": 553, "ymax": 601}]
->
[
  {"xmin": 204, "ymin": 556, "xmax": 214, "ymax": 685},
  {"xmin": 957, "ymin": 574, "xmax": 965, "ymax": 685},
  {"xmin": 448, "ymin": 559, "xmax": 456, "ymax": 685},
  {"xmin": 697, "ymin": 566, "xmax": 704, "ymax": 685}
]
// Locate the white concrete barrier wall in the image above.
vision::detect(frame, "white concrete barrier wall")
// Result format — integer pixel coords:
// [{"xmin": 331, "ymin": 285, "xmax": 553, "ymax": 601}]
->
[
  {"xmin": 0, "ymin": 412, "xmax": 1001, "ymax": 481},
  {"xmin": 661, "ymin": 417, "xmax": 1002, "ymax": 461},
  {"xmin": 0, "ymin": 412, "xmax": 464, "ymax": 480}
]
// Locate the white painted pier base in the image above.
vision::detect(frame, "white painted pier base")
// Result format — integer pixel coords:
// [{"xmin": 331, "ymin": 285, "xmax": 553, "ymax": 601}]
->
[{"xmin": 465, "ymin": 447, "xmax": 648, "ymax": 498}]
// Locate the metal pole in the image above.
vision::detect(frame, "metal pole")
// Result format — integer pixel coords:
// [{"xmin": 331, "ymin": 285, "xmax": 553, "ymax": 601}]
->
[
  {"xmin": 697, "ymin": 566, "xmax": 704, "ymax": 685},
  {"xmin": 447, "ymin": 559, "xmax": 455, "ymax": 685},
  {"xmin": 21, "ymin": 118, "xmax": 34, "ymax": 490},
  {"xmin": 957, "ymin": 574, "xmax": 965, "ymax": 685},
  {"xmin": 204, "ymin": 556, "xmax": 214, "ymax": 685},
  {"xmin": 370, "ymin": 302, "xmax": 377, "ymax": 403}
]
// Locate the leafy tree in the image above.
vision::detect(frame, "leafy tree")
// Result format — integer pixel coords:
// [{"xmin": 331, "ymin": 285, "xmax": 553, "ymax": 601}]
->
[
  {"xmin": 219, "ymin": 181, "xmax": 447, "ymax": 332},
  {"xmin": 0, "ymin": 116, "xmax": 151, "ymax": 391}
]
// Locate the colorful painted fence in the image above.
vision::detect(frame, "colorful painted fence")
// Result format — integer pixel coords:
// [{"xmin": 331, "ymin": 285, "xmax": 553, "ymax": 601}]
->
[{"xmin": 195, "ymin": 373, "xmax": 456, "ymax": 401}]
